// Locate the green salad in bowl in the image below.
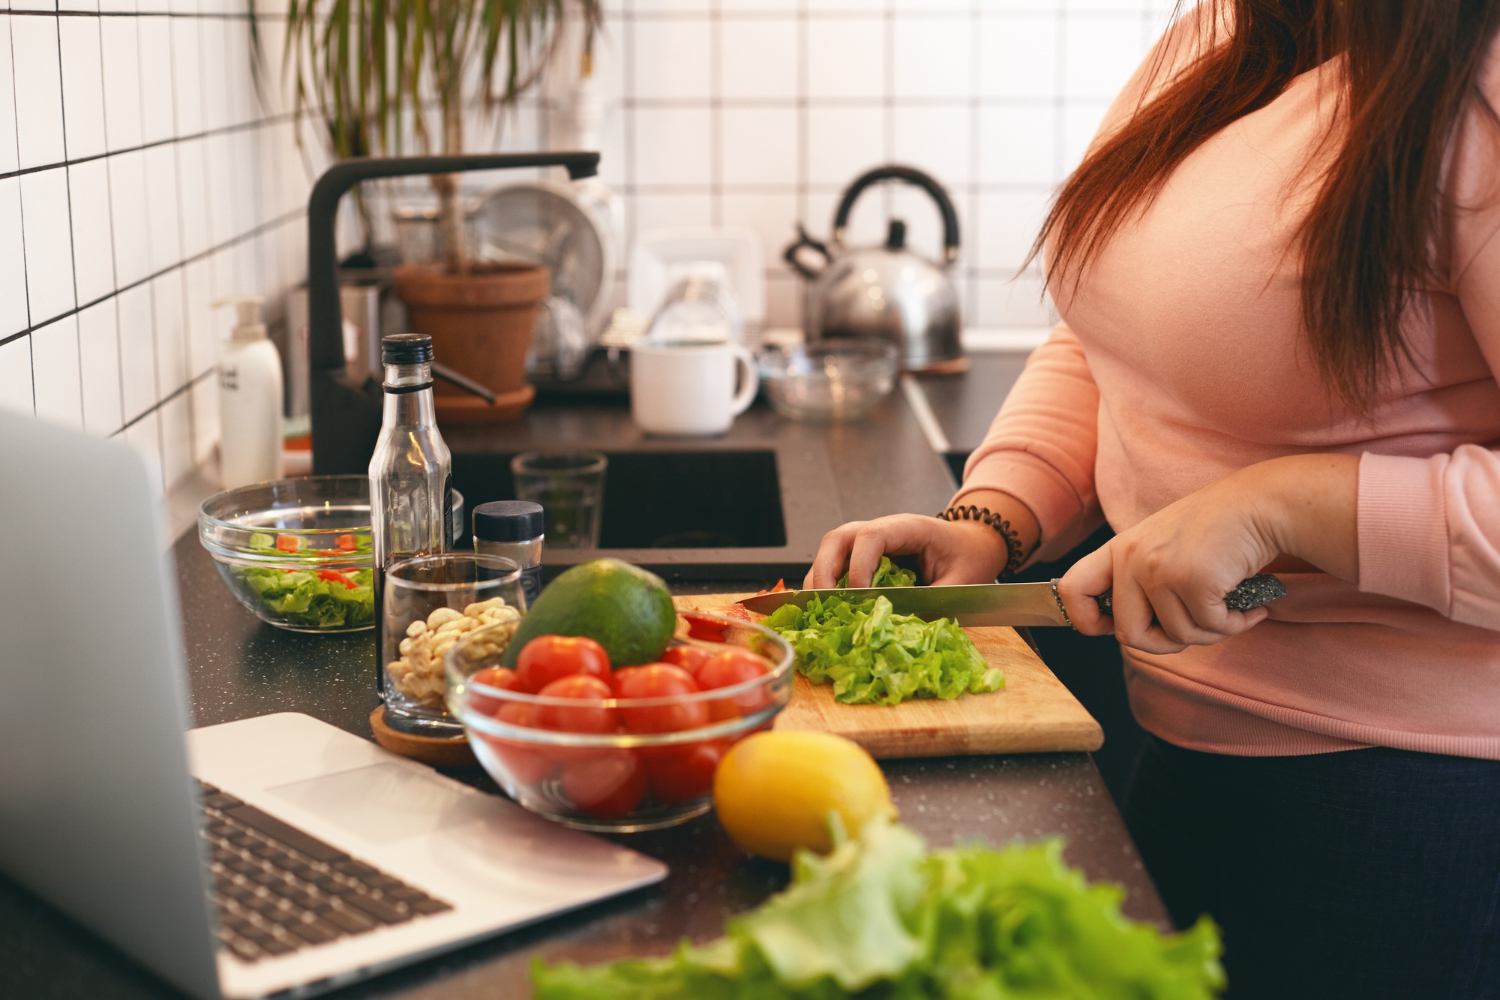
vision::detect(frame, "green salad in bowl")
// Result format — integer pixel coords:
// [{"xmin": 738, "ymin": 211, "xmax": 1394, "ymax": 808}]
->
[
  {"xmin": 233, "ymin": 530, "xmax": 376, "ymax": 629},
  {"xmin": 198, "ymin": 476, "xmax": 377, "ymax": 632}
]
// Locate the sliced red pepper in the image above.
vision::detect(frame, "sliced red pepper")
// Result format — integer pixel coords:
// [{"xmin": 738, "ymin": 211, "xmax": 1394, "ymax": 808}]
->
[
  {"xmin": 335, "ymin": 534, "xmax": 359, "ymax": 551},
  {"xmin": 316, "ymin": 568, "xmax": 357, "ymax": 590},
  {"xmin": 680, "ymin": 606, "xmax": 755, "ymax": 641},
  {"xmin": 753, "ymin": 579, "xmax": 788, "ymax": 596},
  {"xmin": 275, "ymin": 534, "xmax": 302, "ymax": 553}
]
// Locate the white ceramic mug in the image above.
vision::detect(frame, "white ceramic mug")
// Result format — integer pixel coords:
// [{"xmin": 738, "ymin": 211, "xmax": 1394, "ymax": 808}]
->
[{"xmin": 630, "ymin": 339, "xmax": 759, "ymax": 436}]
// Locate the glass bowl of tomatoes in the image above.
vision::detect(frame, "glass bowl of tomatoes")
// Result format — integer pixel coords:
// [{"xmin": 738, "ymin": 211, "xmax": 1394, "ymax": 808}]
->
[{"xmin": 445, "ymin": 613, "xmax": 795, "ymax": 832}]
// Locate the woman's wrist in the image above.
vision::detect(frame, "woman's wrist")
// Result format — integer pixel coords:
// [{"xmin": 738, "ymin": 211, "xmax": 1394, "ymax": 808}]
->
[
  {"xmin": 1250, "ymin": 454, "xmax": 1360, "ymax": 582},
  {"xmin": 944, "ymin": 489, "xmax": 1042, "ymax": 578}
]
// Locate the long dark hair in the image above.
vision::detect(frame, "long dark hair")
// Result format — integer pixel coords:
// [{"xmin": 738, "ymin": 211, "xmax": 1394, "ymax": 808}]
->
[{"xmin": 1034, "ymin": 0, "xmax": 1500, "ymax": 408}]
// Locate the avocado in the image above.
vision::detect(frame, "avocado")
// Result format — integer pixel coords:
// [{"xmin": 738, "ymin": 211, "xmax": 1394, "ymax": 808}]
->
[{"xmin": 501, "ymin": 558, "xmax": 677, "ymax": 668}]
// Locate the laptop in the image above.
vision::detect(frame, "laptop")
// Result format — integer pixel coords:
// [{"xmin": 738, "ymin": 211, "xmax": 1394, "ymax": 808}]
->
[{"xmin": 0, "ymin": 411, "xmax": 667, "ymax": 999}]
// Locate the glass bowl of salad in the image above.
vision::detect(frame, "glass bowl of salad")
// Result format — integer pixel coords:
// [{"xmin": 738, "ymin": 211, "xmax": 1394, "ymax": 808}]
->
[
  {"xmin": 445, "ymin": 612, "xmax": 795, "ymax": 832},
  {"xmin": 199, "ymin": 476, "xmax": 377, "ymax": 632}
]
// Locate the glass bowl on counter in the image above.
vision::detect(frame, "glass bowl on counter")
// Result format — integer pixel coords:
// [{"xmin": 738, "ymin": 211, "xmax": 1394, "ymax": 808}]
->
[
  {"xmin": 445, "ymin": 612, "xmax": 795, "ymax": 832},
  {"xmin": 198, "ymin": 477, "xmax": 467, "ymax": 633},
  {"xmin": 757, "ymin": 337, "xmax": 899, "ymax": 421},
  {"xmin": 199, "ymin": 476, "xmax": 377, "ymax": 632}
]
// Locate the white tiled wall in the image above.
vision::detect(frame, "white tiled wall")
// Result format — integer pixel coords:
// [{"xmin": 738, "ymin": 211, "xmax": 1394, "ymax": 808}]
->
[
  {"xmin": 582, "ymin": 0, "xmax": 1180, "ymax": 331},
  {"xmin": 1, "ymin": 0, "xmax": 1178, "ymax": 484},
  {"xmin": 0, "ymin": 0, "xmax": 313, "ymax": 489}
]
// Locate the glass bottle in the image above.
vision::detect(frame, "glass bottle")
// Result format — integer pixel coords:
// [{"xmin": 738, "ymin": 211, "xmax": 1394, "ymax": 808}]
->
[{"xmin": 370, "ymin": 334, "xmax": 453, "ymax": 695}]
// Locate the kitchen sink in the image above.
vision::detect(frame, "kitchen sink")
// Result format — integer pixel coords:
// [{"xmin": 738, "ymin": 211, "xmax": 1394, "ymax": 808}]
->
[{"xmin": 451, "ymin": 449, "xmax": 788, "ymax": 550}]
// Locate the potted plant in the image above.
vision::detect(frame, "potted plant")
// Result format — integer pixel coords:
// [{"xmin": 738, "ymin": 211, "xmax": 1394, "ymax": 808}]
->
[{"xmin": 274, "ymin": 0, "xmax": 602, "ymax": 419}]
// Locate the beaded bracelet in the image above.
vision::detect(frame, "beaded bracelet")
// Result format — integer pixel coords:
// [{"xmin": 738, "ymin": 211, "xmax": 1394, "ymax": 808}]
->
[{"xmin": 936, "ymin": 504, "xmax": 1034, "ymax": 579}]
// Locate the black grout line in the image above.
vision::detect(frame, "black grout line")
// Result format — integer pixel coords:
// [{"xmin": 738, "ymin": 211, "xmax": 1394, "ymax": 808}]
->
[
  {"xmin": 0, "ymin": 205, "xmax": 304, "ymax": 350},
  {"xmin": 53, "ymin": 4, "xmax": 88, "ymax": 425},
  {"xmin": 111, "ymin": 362, "xmax": 213, "ymax": 437},
  {"xmin": 708, "ymin": 0, "xmax": 720, "ymax": 227},
  {"xmin": 0, "ymin": 109, "xmax": 302, "ymax": 183},
  {"xmin": 6, "ymin": 9, "xmax": 289, "ymax": 20}
]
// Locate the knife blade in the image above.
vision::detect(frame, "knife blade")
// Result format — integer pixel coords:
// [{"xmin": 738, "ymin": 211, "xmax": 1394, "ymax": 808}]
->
[{"xmin": 737, "ymin": 575, "xmax": 1286, "ymax": 629}]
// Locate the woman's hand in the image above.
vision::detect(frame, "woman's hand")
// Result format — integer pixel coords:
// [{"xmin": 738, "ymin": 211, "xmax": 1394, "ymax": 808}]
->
[
  {"xmin": 805, "ymin": 490, "xmax": 1040, "ymax": 588},
  {"xmin": 1058, "ymin": 454, "xmax": 1358, "ymax": 653}
]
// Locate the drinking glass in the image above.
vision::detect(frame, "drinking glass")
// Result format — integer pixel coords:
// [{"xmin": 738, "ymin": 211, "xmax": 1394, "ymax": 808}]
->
[
  {"xmin": 382, "ymin": 553, "xmax": 524, "ymax": 735},
  {"xmin": 510, "ymin": 450, "xmax": 607, "ymax": 549}
]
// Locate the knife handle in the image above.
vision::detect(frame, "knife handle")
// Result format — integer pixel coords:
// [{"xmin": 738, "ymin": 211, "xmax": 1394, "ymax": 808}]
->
[{"xmin": 1091, "ymin": 574, "xmax": 1286, "ymax": 617}]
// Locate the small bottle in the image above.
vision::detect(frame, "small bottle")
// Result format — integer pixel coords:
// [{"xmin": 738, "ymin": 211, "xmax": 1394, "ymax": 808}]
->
[
  {"xmin": 472, "ymin": 501, "xmax": 545, "ymax": 607},
  {"xmin": 370, "ymin": 334, "xmax": 453, "ymax": 690},
  {"xmin": 215, "ymin": 297, "xmax": 283, "ymax": 488}
]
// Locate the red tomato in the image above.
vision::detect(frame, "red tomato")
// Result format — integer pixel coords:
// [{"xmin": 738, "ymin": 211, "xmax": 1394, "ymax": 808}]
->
[
  {"xmin": 561, "ymin": 751, "xmax": 646, "ymax": 819},
  {"xmin": 536, "ymin": 675, "xmax": 616, "ymax": 734},
  {"xmin": 697, "ymin": 650, "xmax": 773, "ymax": 721},
  {"xmin": 516, "ymin": 635, "xmax": 612, "ymax": 692},
  {"xmin": 645, "ymin": 739, "xmax": 726, "ymax": 804},
  {"xmin": 488, "ymin": 702, "xmax": 555, "ymax": 785},
  {"xmin": 275, "ymin": 534, "xmax": 302, "ymax": 553},
  {"xmin": 616, "ymin": 664, "xmax": 709, "ymax": 734},
  {"xmin": 660, "ymin": 645, "xmax": 712, "ymax": 678},
  {"xmin": 316, "ymin": 568, "xmax": 357, "ymax": 589},
  {"xmin": 335, "ymin": 533, "xmax": 359, "ymax": 551},
  {"xmin": 466, "ymin": 666, "xmax": 521, "ymax": 716}
]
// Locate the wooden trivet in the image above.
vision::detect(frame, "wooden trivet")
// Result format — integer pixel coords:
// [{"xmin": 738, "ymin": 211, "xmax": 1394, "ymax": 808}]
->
[{"xmin": 369, "ymin": 705, "xmax": 478, "ymax": 768}]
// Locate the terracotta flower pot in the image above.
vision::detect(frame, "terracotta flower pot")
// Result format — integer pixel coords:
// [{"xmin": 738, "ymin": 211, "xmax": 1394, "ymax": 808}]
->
[{"xmin": 393, "ymin": 262, "xmax": 549, "ymax": 421}]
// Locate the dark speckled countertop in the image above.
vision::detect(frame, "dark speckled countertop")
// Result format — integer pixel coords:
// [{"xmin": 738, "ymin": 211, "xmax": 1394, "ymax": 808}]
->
[{"xmin": 0, "ymin": 369, "xmax": 1166, "ymax": 1000}]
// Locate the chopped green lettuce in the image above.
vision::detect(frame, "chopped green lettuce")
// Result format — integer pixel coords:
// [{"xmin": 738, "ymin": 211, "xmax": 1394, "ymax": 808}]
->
[
  {"xmin": 531, "ymin": 819, "xmax": 1225, "ymax": 1000},
  {"xmin": 233, "ymin": 565, "xmax": 375, "ymax": 629},
  {"xmin": 764, "ymin": 557, "xmax": 1002, "ymax": 705}
]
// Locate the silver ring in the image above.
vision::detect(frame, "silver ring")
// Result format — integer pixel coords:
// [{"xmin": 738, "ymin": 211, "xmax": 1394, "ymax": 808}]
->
[{"xmin": 1049, "ymin": 579, "xmax": 1076, "ymax": 631}]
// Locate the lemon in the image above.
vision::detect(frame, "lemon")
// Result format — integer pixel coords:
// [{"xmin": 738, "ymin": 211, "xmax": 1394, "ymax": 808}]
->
[{"xmin": 713, "ymin": 731, "xmax": 896, "ymax": 862}]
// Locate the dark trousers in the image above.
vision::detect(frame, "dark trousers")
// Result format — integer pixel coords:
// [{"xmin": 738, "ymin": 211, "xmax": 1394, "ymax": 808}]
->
[{"xmin": 1123, "ymin": 735, "xmax": 1500, "ymax": 1000}]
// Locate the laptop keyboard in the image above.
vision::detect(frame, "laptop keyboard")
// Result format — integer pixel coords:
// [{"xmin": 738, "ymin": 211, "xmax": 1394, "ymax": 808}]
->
[{"xmin": 196, "ymin": 780, "xmax": 453, "ymax": 963}]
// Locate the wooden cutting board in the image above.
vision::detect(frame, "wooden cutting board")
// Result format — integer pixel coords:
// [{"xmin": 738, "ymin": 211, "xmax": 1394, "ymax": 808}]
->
[{"xmin": 677, "ymin": 594, "xmax": 1103, "ymax": 759}]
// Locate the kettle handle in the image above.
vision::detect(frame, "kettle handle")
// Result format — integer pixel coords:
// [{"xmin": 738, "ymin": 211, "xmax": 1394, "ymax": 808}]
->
[
  {"xmin": 782, "ymin": 222, "xmax": 835, "ymax": 280},
  {"xmin": 831, "ymin": 165, "xmax": 961, "ymax": 265}
]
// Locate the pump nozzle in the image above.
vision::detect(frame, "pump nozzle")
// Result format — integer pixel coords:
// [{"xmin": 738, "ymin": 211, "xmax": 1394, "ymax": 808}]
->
[{"xmin": 214, "ymin": 296, "xmax": 267, "ymax": 341}]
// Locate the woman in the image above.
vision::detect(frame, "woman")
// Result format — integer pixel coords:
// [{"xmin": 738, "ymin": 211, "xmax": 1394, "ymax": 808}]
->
[{"xmin": 808, "ymin": 2, "xmax": 1500, "ymax": 997}]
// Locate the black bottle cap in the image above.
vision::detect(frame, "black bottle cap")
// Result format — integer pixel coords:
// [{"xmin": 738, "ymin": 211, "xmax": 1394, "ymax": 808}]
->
[
  {"xmin": 382, "ymin": 333, "xmax": 433, "ymax": 365},
  {"xmin": 473, "ymin": 501, "xmax": 545, "ymax": 543}
]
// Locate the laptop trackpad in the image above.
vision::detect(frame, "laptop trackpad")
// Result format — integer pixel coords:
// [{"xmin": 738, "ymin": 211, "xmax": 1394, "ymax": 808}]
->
[{"xmin": 268, "ymin": 764, "xmax": 496, "ymax": 844}]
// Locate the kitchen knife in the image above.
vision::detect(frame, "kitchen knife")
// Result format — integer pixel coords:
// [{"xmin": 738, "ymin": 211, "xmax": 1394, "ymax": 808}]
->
[{"xmin": 737, "ymin": 575, "xmax": 1286, "ymax": 629}]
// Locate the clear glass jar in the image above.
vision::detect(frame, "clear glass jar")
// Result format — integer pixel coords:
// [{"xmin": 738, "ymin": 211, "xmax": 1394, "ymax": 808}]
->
[
  {"xmin": 382, "ymin": 553, "xmax": 524, "ymax": 735},
  {"xmin": 472, "ymin": 500, "xmax": 545, "ymax": 607}
]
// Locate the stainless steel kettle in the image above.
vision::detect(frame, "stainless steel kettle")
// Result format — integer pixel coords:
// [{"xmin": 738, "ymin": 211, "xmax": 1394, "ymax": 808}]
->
[{"xmin": 784, "ymin": 165, "xmax": 966, "ymax": 373}]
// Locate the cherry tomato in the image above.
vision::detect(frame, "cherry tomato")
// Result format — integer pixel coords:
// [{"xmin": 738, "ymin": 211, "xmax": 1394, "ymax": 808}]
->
[
  {"xmin": 616, "ymin": 664, "xmax": 709, "ymax": 734},
  {"xmin": 466, "ymin": 666, "xmax": 521, "ymax": 716},
  {"xmin": 536, "ymin": 675, "xmax": 616, "ymax": 734},
  {"xmin": 660, "ymin": 645, "xmax": 712, "ymax": 678},
  {"xmin": 645, "ymin": 739, "xmax": 726, "ymax": 804},
  {"xmin": 516, "ymin": 635, "xmax": 612, "ymax": 692},
  {"xmin": 696, "ymin": 649, "xmax": 772, "ymax": 722},
  {"xmin": 275, "ymin": 534, "xmax": 302, "ymax": 553},
  {"xmin": 489, "ymin": 702, "xmax": 555, "ymax": 785},
  {"xmin": 335, "ymin": 533, "xmax": 359, "ymax": 551},
  {"xmin": 561, "ymin": 751, "xmax": 646, "ymax": 819}
]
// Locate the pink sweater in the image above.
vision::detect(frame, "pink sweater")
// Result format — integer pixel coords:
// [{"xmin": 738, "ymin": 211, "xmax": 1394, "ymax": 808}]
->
[{"xmin": 955, "ymin": 18, "xmax": 1500, "ymax": 758}]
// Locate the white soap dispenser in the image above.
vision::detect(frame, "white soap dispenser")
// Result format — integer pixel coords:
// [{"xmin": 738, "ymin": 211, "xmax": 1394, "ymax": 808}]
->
[{"xmin": 215, "ymin": 296, "xmax": 284, "ymax": 488}]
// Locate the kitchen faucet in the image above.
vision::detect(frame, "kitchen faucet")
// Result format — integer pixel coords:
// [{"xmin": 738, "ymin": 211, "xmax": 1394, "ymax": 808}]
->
[{"xmin": 306, "ymin": 152, "xmax": 601, "ymax": 474}]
